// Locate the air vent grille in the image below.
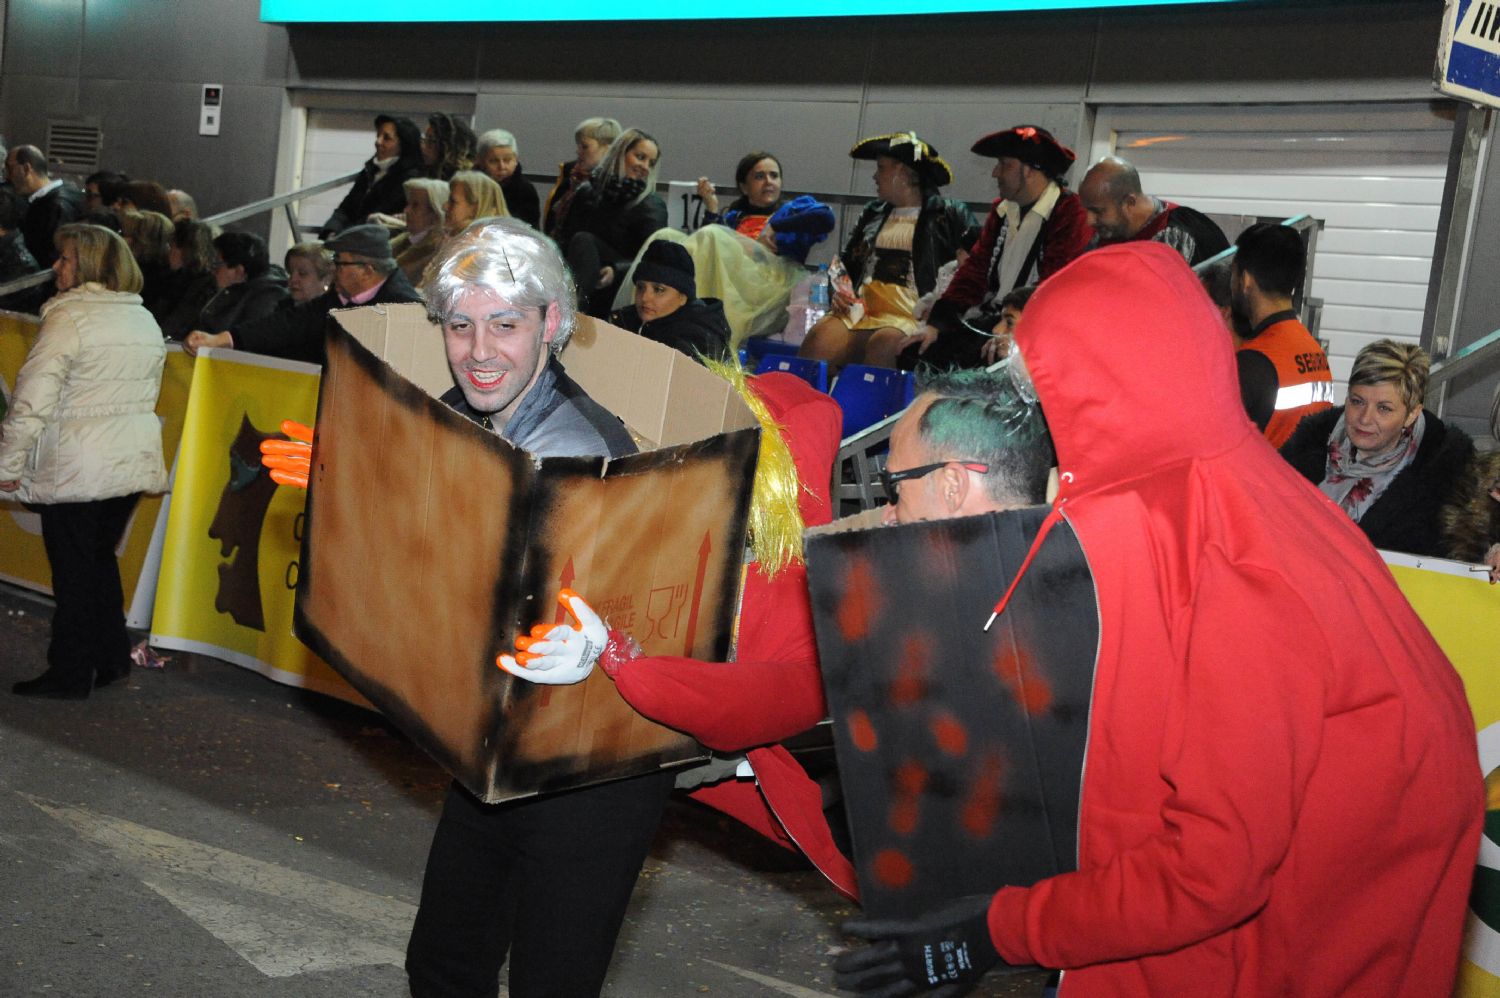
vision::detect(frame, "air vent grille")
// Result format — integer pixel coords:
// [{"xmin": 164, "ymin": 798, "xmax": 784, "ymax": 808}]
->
[{"xmin": 45, "ymin": 119, "xmax": 103, "ymax": 174}]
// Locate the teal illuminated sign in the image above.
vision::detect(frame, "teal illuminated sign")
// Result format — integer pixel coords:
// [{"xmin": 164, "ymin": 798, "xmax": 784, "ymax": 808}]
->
[{"xmin": 262, "ymin": 0, "xmax": 1238, "ymax": 22}]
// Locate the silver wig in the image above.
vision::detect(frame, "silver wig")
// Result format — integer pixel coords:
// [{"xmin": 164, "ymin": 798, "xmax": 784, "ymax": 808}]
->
[{"xmin": 422, "ymin": 216, "xmax": 578, "ymax": 353}]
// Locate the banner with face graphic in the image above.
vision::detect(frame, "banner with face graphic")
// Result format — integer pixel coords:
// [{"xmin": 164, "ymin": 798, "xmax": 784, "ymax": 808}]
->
[
  {"xmin": 149, "ymin": 348, "xmax": 363, "ymax": 705},
  {"xmin": 0, "ymin": 313, "xmax": 193, "ymax": 610},
  {"xmin": 1384, "ymin": 552, "xmax": 1500, "ymax": 997}
]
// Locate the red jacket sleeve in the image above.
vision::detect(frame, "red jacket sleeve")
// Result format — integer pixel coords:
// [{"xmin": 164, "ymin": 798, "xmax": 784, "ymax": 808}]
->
[
  {"xmin": 613, "ymin": 566, "xmax": 827, "ymax": 753},
  {"xmin": 1037, "ymin": 192, "xmax": 1093, "ymax": 281},
  {"xmin": 986, "ymin": 552, "xmax": 1329, "ymax": 967}
]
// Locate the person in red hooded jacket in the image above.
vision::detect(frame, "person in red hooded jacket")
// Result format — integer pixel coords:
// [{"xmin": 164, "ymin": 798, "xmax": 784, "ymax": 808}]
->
[
  {"xmin": 833, "ymin": 242, "xmax": 1482, "ymax": 996},
  {"xmin": 499, "ymin": 369, "xmax": 857, "ymax": 900}
]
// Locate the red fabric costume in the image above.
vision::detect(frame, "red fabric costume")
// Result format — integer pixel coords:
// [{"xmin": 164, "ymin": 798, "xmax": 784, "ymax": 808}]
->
[
  {"xmin": 987, "ymin": 243, "xmax": 1481, "ymax": 994},
  {"xmin": 611, "ymin": 372, "xmax": 858, "ymax": 900}
]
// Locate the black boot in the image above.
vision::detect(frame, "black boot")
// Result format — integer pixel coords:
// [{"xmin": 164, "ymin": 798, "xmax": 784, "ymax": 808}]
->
[{"xmin": 12, "ymin": 671, "xmax": 91, "ymax": 700}]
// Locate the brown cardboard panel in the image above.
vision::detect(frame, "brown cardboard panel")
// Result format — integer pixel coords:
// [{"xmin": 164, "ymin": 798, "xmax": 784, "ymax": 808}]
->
[
  {"xmin": 805, "ymin": 507, "xmax": 1099, "ymax": 920},
  {"xmin": 296, "ymin": 305, "xmax": 758, "ymax": 802}
]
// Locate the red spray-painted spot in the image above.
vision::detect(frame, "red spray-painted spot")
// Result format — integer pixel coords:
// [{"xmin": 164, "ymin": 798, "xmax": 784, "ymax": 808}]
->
[
  {"xmin": 847, "ymin": 710, "xmax": 878, "ymax": 753},
  {"xmin": 836, "ymin": 557, "xmax": 881, "ymax": 642},
  {"xmin": 873, "ymin": 848, "xmax": 914, "ymax": 889},
  {"xmin": 889, "ymin": 635, "xmax": 932, "ymax": 706},
  {"xmin": 894, "ymin": 760, "xmax": 928, "ymax": 796},
  {"xmin": 992, "ymin": 643, "xmax": 1054, "ymax": 715},
  {"xmin": 931, "ymin": 712, "xmax": 968, "ymax": 756},
  {"xmin": 961, "ymin": 752, "xmax": 1006, "ymax": 840},
  {"xmin": 889, "ymin": 795, "xmax": 920, "ymax": 836}
]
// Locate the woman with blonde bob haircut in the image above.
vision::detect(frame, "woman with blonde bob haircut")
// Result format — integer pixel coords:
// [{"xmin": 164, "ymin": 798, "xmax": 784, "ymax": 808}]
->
[
  {"xmin": 1282, "ymin": 338, "xmax": 1476, "ymax": 558},
  {"xmin": 0, "ymin": 223, "xmax": 167, "ymax": 699}
]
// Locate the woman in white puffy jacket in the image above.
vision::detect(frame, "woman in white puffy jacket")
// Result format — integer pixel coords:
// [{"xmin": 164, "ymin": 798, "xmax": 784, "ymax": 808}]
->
[{"xmin": 0, "ymin": 223, "xmax": 167, "ymax": 699}]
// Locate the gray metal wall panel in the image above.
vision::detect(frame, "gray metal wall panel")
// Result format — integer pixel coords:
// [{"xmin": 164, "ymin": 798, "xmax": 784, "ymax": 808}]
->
[{"xmin": 79, "ymin": 0, "xmax": 288, "ymax": 87}]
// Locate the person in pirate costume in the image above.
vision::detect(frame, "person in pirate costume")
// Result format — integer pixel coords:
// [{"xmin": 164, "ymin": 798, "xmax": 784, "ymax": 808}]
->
[
  {"xmin": 798, "ymin": 132, "xmax": 978, "ymax": 372},
  {"xmin": 886, "ymin": 124, "xmax": 1092, "ymax": 372}
]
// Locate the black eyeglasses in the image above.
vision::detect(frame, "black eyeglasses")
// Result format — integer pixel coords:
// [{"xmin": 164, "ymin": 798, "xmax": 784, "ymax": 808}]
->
[
  {"xmin": 331, "ymin": 259, "xmax": 368, "ymax": 269},
  {"xmin": 879, "ymin": 461, "xmax": 990, "ymax": 503}
]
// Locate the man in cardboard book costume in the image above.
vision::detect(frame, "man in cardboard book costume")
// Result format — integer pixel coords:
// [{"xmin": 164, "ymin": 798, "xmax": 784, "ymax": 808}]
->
[
  {"xmin": 831, "ymin": 243, "xmax": 1482, "ymax": 996},
  {"xmin": 396, "ymin": 218, "xmax": 671, "ymax": 998}
]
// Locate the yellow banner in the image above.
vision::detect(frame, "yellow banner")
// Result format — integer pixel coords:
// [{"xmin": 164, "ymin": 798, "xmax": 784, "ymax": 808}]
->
[
  {"xmin": 1386, "ymin": 554, "xmax": 1500, "ymax": 997},
  {"xmin": 0, "ymin": 311, "xmax": 192, "ymax": 612},
  {"xmin": 149, "ymin": 348, "xmax": 364, "ymax": 706}
]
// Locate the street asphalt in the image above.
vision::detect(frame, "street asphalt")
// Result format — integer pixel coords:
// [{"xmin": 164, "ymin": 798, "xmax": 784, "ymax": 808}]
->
[{"xmin": 0, "ymin": 583, "xmax": 1049, "ymax": 997}]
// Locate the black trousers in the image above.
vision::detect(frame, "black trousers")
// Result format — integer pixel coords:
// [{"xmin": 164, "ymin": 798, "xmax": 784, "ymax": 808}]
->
[
  {"xmin": 37, "ymin": 494, "xmax": 139, "ymax": 692},
  {"xmin": 406, "ymin": 769, "xmax": 675, "ymax": 998}
]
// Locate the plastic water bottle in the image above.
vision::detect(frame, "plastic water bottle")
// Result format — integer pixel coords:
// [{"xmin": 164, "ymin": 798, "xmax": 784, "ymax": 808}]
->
[{"xmin": 805, "ymin": 265, "xmax": 831, "ymax": 336}]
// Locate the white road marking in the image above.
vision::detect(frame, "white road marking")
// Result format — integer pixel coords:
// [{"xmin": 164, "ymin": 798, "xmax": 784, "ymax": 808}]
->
[
  {"xmin": 25, "ymin": 795, "xmax": 414, "ymax": 978},
  {"xmin": 701, "ymin": 958, "xmax": 840, "ymax": 997}
]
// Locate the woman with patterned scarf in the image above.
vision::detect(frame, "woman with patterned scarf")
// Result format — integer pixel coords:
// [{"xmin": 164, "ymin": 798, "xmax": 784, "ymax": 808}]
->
[
  {"xmin": 1281, "ymin": 338, "xmax": 1476, "ymax": 558},
  {"xmin": 557, "ymin": 128, "xmax": 668, "ymax": 318}
]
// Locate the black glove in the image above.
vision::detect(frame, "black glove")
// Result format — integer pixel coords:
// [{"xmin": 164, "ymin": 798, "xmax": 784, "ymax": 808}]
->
[{"xmin": 833, "ymin": 894, "xmax": 1020, "ymax": 997}]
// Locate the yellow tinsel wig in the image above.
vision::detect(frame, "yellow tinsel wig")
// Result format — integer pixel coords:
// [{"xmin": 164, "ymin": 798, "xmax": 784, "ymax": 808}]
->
[{"xmin": 705, "ymin": 356, "xmax": 808, "ymax": 578}]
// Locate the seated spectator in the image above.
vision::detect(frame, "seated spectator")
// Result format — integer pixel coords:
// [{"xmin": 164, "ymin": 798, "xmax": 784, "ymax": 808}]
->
[
  {"xmin": 1232, "ymin": 222, "xmax": 1332, "ymax": 447},
  {"xmin": 977, "ymin": 283, "xmax": 1036, "ymax": 367},
  {"xmin": 283, "ymin": 241, "xmax": 333, "ymax": 306},
  {"xmin": 422, "ymin": 112, "xmax": 476, "ymax": 182},
  {"xmin": 83, "ymin": 170, "xmax": 128, "ymax": 216},
  {"xmin": 183, "ymin": 224, "xmax": 420, "ymax": 366},
  {"xmin": 1079, "ymin": 156, "xmax": 1228, "ymax": 265},
  {"xmin": 892, "ymin": 125, "xmax": 1090, "ymax": 372},
  {"xmin": 150, "ymin": 219, "xmax": 219, "ymax": 340},
  {"xmin": 1281, "ymin": 339, "xmax": 1475, "ymax": 558},
  {"xmin": 609, "ymin": 241, "xmax": 730, "ymax": 364},
  {"xmin": 443, "ymin": 171, "xmax": 507, "ymax": 238},
  {"xmin": 320, "ymin": 115, "xmax": 423, "ymax": 238},
  {"xmin": 167, "ymin": 189, "xmax": 198, "ymax": 222},
  {"xmin": 1443, "ymin": 381, "xmax": 1500, "ymax": 582},
  {"xmin": 558, "ymin": 127, "xmax": 667, "ymax": 317},
  {"xmin": 880, "ymin": 365, "xmax": 1054, "ymax": 525},
  {"xmin": 115, "ymin": 180, "xmax": 174, "ymax": 219},
  {"xmin": 120, "ymin": 210, "xmax": 175, "ymax": 311},
  {"xmin": 196, "ymin": 232, "xmax": 289, "ymax": 333},
  {"xmin": 613, "ymin": 151, "xmax": 833, "ymax": 343},
  {"xmin": 1196, "ymin": 257, "xmax": 1240, "ymax": 335},
  {"xmin": 544, "ymin": 116, "xmax": 621, "ymax": 238},
  {"xmin": 476, "ymin": 129, "xmax": 541, "ymax": 229},
  {"xmin": 798, "ymin": 132, "xmax": 978, "ymax": 370},
  {"xmin": 390, "ymin": 178, "xmax": 449, "ymax": 284},
  {"xmin": 5, "ymin": 145, "xmax": 85, "ymax": 266}
]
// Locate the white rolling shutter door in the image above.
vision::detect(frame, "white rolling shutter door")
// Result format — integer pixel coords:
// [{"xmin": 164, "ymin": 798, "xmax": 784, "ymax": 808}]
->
[
  {"xmin": 1097, "ymin": 103, "xmax": 1453, "ymax": 397},
  {"xmin": 298, "ymin": 110, "xmax": 387, "ymax": 235}
]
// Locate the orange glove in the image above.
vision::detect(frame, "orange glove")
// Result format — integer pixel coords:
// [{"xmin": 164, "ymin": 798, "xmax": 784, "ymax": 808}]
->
[{"xmin": 259, "ymin": 420, "xmax": 313, "ymax": 489}]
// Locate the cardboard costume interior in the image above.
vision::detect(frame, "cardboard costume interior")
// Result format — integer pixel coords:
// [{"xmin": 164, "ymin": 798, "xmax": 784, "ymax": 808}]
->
[
  {"xmin": 805, "ymin": 506, "xmax": 1099, "ymax": 919},
  {"xmin": 294, "ymin": 303, "xmax": 760, "ymax": 803}
]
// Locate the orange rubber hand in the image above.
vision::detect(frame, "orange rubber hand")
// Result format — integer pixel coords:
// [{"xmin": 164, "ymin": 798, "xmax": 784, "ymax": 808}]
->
[{"xmin": 259, "ymin": 420, "xmax": 315, "ymax": 490}]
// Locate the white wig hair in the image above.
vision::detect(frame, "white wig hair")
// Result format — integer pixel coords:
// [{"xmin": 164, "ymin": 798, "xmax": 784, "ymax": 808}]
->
[
  {"xmin": 476, "ymin": 128, "xmax": 518, "ymax": 158},
  {"xmin": 422, "ymin": 216, "xmax": 578, "ymax": 353}
]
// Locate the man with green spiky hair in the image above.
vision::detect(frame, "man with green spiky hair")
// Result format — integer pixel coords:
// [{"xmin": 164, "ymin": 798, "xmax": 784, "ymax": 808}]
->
[{"xmin": 880, "ymin": 367, "xmax": 1055, "ymax": 526}]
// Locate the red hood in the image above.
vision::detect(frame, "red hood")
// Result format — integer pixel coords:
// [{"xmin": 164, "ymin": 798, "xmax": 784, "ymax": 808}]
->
[
  {"xmin": 1017, "ymin": 242, "xmax": 1255, "ymax": 497},
  {"xmin": 749, "ymin": 371, "xmax": 841, "ymax": 528}
]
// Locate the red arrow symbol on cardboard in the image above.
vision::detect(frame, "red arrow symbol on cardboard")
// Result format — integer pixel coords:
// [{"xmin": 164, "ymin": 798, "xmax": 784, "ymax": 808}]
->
[
  {"xmin": 553, "ymin": 556, "xmax": 576, "ymax": 625},
  {"xmin": 681, "ymin": 532, "xmax": 711, "ymax": 656}
]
